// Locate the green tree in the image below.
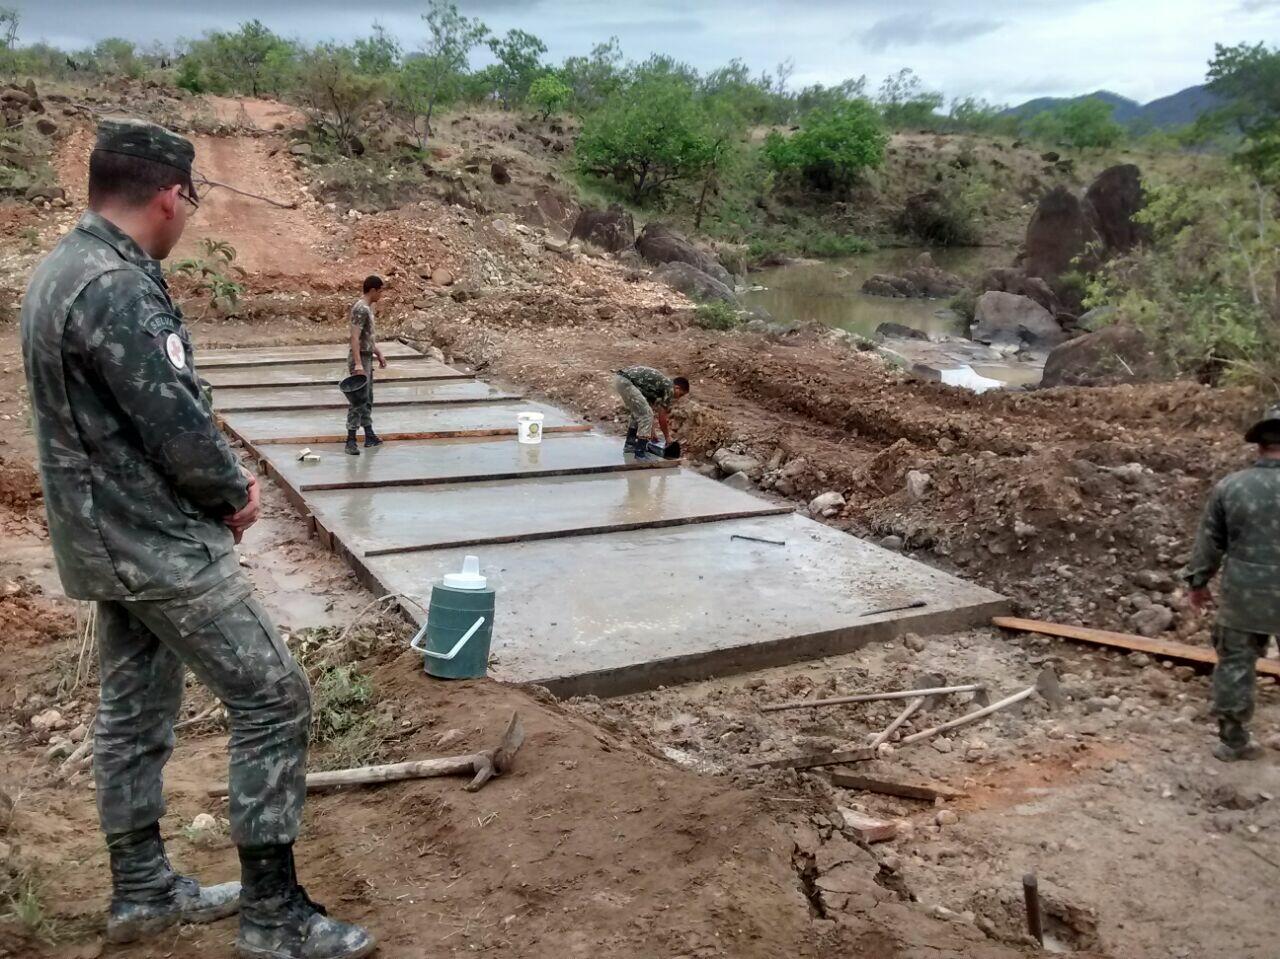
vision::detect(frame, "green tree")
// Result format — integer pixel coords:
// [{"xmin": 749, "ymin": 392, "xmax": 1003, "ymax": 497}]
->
[
  {"xmin": 576, "ymin": 72, "xmax": 723, "ymax": 201},
  {"xmin": 487, "ymin": 29, "xmax": 547, "ymax": 109},
  {"xmin": 395, "ymin": 1, "xmax": 488, "ymax": 145},
  {"xmin": 700, "ymin": 58, "xmax": 777, "ymax": 126},
  {"xmin": 947, "ymin": 96, "xmax": 1018, "ymax": 136},
  {"xmin": 877, "ymin": 68, "xmax": 944, "ymax": 128},
  {"xmin": 1205, "ymin": 42, "xmax": 1280, "ymax": 182},
  {"xmin": 93, "ymin": 38, "xmax": 140, "ymax": 77},
  {"xmin": 175, "ymin": 56, "xmax": 205, "ymax": 93},
  {"xmin": 1026, "ymin": 97, "xmax": 1123, "ymax": 149},
  {"xmin": 196, "ymin": 20, "xmax": 292, "ymax": 96},
  {"xmin": 0, "ymin": 7, "xmax": 19, "ymax": 74},
  {"xmin": 296, "ymin": 45, "xmax": 384, "ymax": 152},
  {"xmin": 528, "ymin": 73, "xmax": 570, "ymax": 120},
  {"xmin": 763, "ymin": 99, "xmax": 887, "ymax": 191},
  {"xmin": 559, "ymin": 37, "xmax": 623, "ymax": 111},
  {"xmin": 353, "ymin": 23, "xmax": 401, "ymax": 76}
]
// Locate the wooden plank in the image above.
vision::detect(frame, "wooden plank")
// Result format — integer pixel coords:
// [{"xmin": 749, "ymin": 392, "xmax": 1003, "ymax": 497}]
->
[
  {"xmin": 829, "ymin": 770, "xmax": 962, "ymax": 803},
  {"xmin": 993, "ymin": 616, "xmax": 1280, "ymax": 679},
  {"xmin": 747, "ymin": 747, "xmax": 875, "ymax": 771}
]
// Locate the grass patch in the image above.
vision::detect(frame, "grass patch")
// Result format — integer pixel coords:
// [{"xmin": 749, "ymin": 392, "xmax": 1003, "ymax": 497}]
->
[
  {"xmin": 311, "ymin": 154, "xmax": 426, "ymax": 213},
  {"xmin": 693, "ymin": 301, "xmax": 746, "ymax": 331},
  {"xmin": 0, "ymin": 865, "xmax": 62, "ymax": 945},
  {"xmin": 746, "ymin": 226, "xmax": 874, "ymax": 261},
  {"xmin": 309, "ymin": 662, "xmax": 392, "ymax": 772}
]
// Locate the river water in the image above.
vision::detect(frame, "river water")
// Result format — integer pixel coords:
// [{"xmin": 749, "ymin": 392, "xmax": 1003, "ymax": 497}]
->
[{"xmin": 741, "ymin": 248, "xmax": 1044, "ymax": 389}]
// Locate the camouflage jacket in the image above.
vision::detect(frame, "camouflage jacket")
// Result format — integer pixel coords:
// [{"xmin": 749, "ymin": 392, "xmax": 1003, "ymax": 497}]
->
[
  {"xmin": 1184, "ymin": 459, "xmax": 1280, "ymax": 633},
  {"xmin": 20, "ymin": 212, "xmax": 247, "ymax": 601},
  {"xmin": 349, "ymin": 298, "xmax": 376, "ymax": 355},
  {"xmin": 619, "ymin": 366, "xmax": 674, "ymax": 408}
]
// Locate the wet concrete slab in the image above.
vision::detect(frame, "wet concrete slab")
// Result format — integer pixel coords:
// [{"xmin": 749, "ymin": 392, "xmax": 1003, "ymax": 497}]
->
[
  {"xmin": 214, "ymin": 380, "xmax": 518, "ymax": 412},
  {"xmin": 197, "ymin": 342, "xmax": 421, "ymax": 368},
  {"xmin": 203, "ymin": 359, "xmax": 470, "ymax": 389},
  {"xmin": 367, "ymin": 513, "xmax": 1009, "ymax": 696},
  {"xmin": 258, "ymin": 433, "xmax": 676, "ymax": 493},
  {"xmin": 307, "ymin": 470, "xmax": 788, "ymax": 557},
  {"xmin": 219, "ymin": 401, "xmax": 587, "ymax": 445}
]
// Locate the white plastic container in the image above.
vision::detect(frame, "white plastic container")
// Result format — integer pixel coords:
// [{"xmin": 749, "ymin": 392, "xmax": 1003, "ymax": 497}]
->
[{"xmin": 516, "ymin": 411, "xmax": 544, "ymax": 444}]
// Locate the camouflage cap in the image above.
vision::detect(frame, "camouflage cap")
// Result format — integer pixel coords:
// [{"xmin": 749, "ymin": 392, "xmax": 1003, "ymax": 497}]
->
[
  {"xmin": 94, "ymin": 117, "xmax": 195, "ymax": 176},
  {"xmin": 1244, "ymin": 404, "xmax": 1280, "ymax": 443}
]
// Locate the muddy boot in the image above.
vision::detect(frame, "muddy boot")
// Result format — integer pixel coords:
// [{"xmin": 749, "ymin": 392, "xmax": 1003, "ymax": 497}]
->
[
  {"xmin": 106, "ymin": 823, "xmax": 241, "ymax": 944},
  {"xmin": 1213, "ymin": 719, "xmax": 1262, "ymax": 761},
  {"xmin": 344, "ymin": 431, "xmax": 360, "ymax": 456},
  {"xmin": 632, "ymin": 436, "xmax": 650, "ymax": 460},
  {"xmin": 236, "ymin": 844, "xmax": 375, "ymax": 959},
  {"xmin": 623, "ymin": 427, "xmax": 638, "ymax": 453},
  {"xmin": 363, "ymin": 428, "xmax": 383, "ymax": 448}
]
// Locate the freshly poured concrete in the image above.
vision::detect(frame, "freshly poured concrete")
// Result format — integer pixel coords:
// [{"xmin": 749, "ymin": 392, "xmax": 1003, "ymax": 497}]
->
[
  {"xmin": 368, "ymin": 513, "xmax": 1009, "ymax": 696},
  {"xmin": 214, "ymin": 380, "xmax": 517, "ymax": 412},
  {"xmin": 220, "ymin": 401, "xmax": 586, "ymax": 444},
  {"xmin": 259, "ymin": 433, "xmax": 676, "ymax": 492},
  {"xmin": 307, "ymin": 470, "xmax": 788, "ymax": 556},
  {"xmin": 198, "ymin": 342, "xmax": 421, "ymax": 368},
  {"xmin": 203, "ymin": 358, "xmax": 469, "ymax": 389}
]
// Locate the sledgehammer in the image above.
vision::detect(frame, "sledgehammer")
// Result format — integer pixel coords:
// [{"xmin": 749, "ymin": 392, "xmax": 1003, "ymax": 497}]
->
[
  {"xmin": 207, "ymin": 712, "xmax": 525, "ymax": 797},
  {"xmin": 894, "ymin": 668, "xmax": 1063, "ymax": 749}
]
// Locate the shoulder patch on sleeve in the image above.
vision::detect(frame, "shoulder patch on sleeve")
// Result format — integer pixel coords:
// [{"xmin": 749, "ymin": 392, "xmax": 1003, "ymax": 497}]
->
[{"xmin": 140, "ymin": 308, "xmax": 181, "ymax": 338}]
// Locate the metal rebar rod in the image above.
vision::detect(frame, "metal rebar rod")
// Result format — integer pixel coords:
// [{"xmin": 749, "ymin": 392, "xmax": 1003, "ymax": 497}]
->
[
  {"xmin": 1023, "ymin": 872, "xmax": 1044, "ymax": 947},
  {"xmin": 758, "ymin": 683, "xmax": 985, "ymax": 713}
]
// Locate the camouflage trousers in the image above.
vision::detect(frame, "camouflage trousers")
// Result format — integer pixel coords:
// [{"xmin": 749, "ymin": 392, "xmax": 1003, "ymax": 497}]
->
[
  {"xmin": 1211, "ymin": 625, "xmax": 1271, "ymax": 747},
  {"xmin": 613, "ymin": 374, "xmax": 653, "ymax": 438},
  {"xmin": 346, "ymin": 351, "xmax": 374, "ymax": 432},
  {"xmin": 93, "ymin": 565, "xmax": 311, "ymax": 847}
]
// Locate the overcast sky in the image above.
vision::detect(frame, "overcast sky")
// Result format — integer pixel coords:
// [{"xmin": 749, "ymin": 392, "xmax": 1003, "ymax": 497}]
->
[{"xmin": 12, "ymin": 0, "xmax": 1280, "ymax": 105}]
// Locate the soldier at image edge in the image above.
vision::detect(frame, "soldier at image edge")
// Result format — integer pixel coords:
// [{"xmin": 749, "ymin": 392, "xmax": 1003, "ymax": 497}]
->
[
  {"xmin": 1185, "ymin": 403, "xmax": 1280, "ymax": 763},
  {"xmin": 19, "ymin": 117, "xmax": 376, "ymax": 959}
]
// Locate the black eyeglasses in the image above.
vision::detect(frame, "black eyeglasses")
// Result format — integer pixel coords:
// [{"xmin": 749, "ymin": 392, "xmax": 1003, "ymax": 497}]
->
[{"xmin": 160, "ymin": 177, "xmax": 204, "ymax": 210}]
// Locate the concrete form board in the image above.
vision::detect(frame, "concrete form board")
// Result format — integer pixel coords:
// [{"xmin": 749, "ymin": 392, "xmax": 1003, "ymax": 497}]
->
[
  {"xmin": 203, "ymin": 359, "xmax": 470, "ymax": 389},
  {"xmin": 257, "ymin": 433, "xmax": 677, "ymax": 492},
  {"xmin": 198, "ymin": 342, "xmax": 421, "ymax": 368},
  {"xmin": 214, "ymin": 380, "xmax": 517, "ymax": 412},
  {"xmin": 304, "ymin": 470, "xmax": 789, "ymax": 556},
  {"xmin": 219, "ymin": 401, "xmax": 587, "ymax": 445},
  {"xmin": 369, "ymin": 514, "xmax": 1009, "ymax": 697}
]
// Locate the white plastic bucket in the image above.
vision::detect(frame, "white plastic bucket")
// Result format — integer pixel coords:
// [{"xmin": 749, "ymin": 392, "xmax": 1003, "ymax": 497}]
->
[{"xmin": 516, "ymin": 411, "xmax": 544, "ymax": 444}]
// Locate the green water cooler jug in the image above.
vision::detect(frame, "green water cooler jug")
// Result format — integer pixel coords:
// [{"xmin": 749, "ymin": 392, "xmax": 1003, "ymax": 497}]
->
[{"xmin": 410, "ymin": 555, "xmax": 496, "ymax": 680}]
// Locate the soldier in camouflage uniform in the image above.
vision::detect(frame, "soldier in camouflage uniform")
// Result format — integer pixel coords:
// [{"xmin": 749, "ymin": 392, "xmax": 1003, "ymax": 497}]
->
[
  {"xmin": 345, "ymin": 275, "xmax": 386, "ymax": 456},
  {"xmin": 21, "ymin": 119, "xmax": 375, "ymax": 959},
  {"xmin": 612, "ymin": 365, "xmax": 689, "ymax": 460},
  {"xmin": 1185, "ymin": 404, "xmax": 1280, "ymax": 762}
]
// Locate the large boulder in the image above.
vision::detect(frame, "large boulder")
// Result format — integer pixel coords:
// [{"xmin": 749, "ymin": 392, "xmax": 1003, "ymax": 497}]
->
[
  {"xmin": 636, "ymin": 222, "xmax": 733, "ymax": 287},
  {"xmin": 1024, "ymin": 185, "xmax": 1100, "ymax": 291},
  {"xmin": 978, "ymin": 267, "xmax": 1062, "ymax": 315},
  {"xmin": 862, "ymin": 254, "xmax": 964, "ymax": 300},
  {"xmin": 570, "ymin": 205, "xmax": 635, "ymax": 253},
  {"xmin": 656, "ymin": 262, "xmax": 738, "ymax": 305},
  {"xmin": 1085, "ymin": 164, "xmax": 1147, "ymax": 255},
  {"xmin": 862, "ymin": 274, "xmax": 918, "ymax": 298},
  {"xmin": 1041, "ymin": 325, "xmax": 1160, "ymax": 387},
  {"xmin": 971, "ymin": 291, "xmax": 1069, "ymax": 352}
]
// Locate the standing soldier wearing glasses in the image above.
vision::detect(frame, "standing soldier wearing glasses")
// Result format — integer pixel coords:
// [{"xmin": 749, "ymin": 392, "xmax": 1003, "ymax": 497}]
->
[{"xmin": 21, "ymin": 118, "xmax": 375, "ymax": 958}]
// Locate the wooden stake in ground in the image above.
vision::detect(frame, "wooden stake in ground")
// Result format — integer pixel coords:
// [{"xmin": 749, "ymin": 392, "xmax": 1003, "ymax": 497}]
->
[{"xmin": 207, "ymin": 712, "xmax": 525, "ymax": 797}]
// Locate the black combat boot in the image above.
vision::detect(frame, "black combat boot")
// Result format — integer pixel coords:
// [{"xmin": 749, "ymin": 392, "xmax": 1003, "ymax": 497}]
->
[
  {"xmin": 344, "ymin": 431, "xmax": 360, "ymax": 456},
  {"xmin": 237, "ymin": 844, "xmax": 375, "ymax": 959},
  {"xmin": 623, "ymin": 427, "xmax": 638, "ymax": 452},
  {"xmin": 632, "ymin": 435, "xmax": 650, "ymax": 460},
  {"xmin": 105, "ymin": 823, "xmax": 241, "ymax": 943},
  {"xmin": 1213, "ymin": 718, "xmax": 1263, "ymax": 762},
  {"xmin": 363, "ymin": 427, "xmax": 383, "ymax": 448}
]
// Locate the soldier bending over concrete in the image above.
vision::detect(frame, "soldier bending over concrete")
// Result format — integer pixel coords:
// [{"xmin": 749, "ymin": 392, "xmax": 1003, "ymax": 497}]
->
[
  {"xmin": 1186, "ymin": 404, "xmax": 1280, "ymax": 762},
  {"xmin": 21, "ymin": 118, "xmax": 375, "ymax": 958},
  {"xmin": 612, "ymin": 365, "xmax": 689, "ymax": 460}
]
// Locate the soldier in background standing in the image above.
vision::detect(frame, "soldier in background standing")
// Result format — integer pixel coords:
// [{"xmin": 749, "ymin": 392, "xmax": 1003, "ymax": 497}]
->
[
  {"xmin": 345, "ymin": 275, "xmax": 386, "ymax": 457},
  {"xmin": 21, "ymin": 118, "xmax": 375, "ymax": 958},
  {"xmin": 1185, "ymin": 404, "xmax": 1280, "ymax": 762}
]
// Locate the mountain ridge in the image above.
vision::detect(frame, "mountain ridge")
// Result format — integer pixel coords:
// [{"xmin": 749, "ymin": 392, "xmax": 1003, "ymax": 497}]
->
[{"xmin": 1004, "ymin": 84, "xmax": 1222, "ymax": 128}]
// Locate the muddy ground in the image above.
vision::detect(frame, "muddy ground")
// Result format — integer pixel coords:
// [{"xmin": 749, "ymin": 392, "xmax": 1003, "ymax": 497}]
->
[{"xmin": 0, "ymin": 86, "xmax": 1276, "ymax": 958}]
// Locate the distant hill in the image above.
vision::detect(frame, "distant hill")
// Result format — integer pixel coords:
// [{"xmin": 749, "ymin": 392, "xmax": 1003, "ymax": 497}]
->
[{"xmin": 1004, "ymin": 84, "xmax": 1223, "ymax": 129}]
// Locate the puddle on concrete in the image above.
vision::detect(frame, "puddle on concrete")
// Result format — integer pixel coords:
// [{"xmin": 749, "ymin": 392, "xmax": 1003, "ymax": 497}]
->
[{"xmin": 743, "ymin": 248, "xmax": 1045, "ymax": 390}]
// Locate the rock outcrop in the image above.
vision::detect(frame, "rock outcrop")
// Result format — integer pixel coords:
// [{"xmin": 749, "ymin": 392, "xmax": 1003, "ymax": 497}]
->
[
  {"xmin": 1041, "ymin": 325, "xmax": 1160, "ymax": 387},
  {"xmin": 862, "ymin": 254, "xmax": 963, "ymax": 299},
  {"xmin": 656, "ymin": 262, "xmax": 738, "ymax": 305},
  {"xmin": 570, "ymin": 205, "xmax": 636, "ymax": 253},
  {"xmin": 1024, "ymin": 186, "xmax": 1100, "ymax": 292},
  {"xmin": 978, "ymin": 267, "xmax": 1062, "ymax": 316},
  {"xmin": 636, "ymin": 222, "xmax": 733, "ymax": 287},
  {"xmin": 1085, "ymin": 164, "xmax": 1147, "ymax": 255},
  {"xmin": 971, "ymin": 291, "xmax": 1069, "ymax": 352}
]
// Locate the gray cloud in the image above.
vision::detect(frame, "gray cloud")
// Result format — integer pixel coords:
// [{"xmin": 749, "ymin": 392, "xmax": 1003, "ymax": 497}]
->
[{"xmin": 860, "ymin": 13, "xmax": 1003, "ymax": 52}]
